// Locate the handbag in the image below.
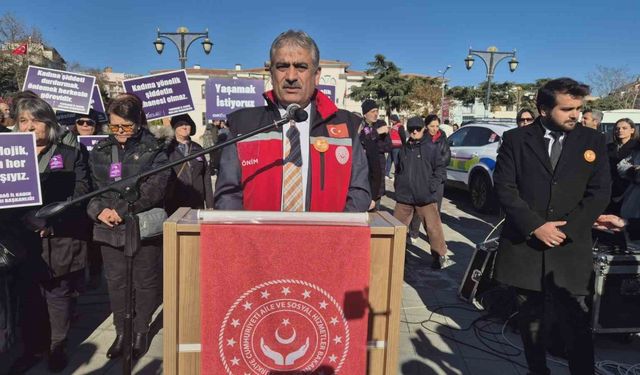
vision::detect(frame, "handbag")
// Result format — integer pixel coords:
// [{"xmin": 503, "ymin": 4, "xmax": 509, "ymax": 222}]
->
[
  {"xmin": 136, "ymin": 207, "xmax": 168, "ymax": 240},
  {"xmin": 111, "ymin": 145, "xmax": 167, "ymax": 240}
]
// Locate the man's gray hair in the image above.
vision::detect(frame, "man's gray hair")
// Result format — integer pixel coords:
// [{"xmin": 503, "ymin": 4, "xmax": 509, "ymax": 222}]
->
[
  {"xmin": 269, "ymin": 30, "xmax": 320, "ymax": 71},
  {"xmin": 15, "ymin": 97, "xmax": 62, "ymax": 144},
  {"xmin": 583, "ymin": 108, "xmax": 603, "ymax": 124}
]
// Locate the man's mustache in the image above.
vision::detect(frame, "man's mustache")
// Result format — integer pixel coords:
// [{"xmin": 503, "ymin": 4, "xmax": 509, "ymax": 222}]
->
[{"xmin": 282, "ymin": 83, "xmax": 302, "ymax": 89}]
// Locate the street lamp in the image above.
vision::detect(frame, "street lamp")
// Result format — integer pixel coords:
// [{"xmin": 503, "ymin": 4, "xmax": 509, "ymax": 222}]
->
[
  {"xmin": 438, "ymin": 65, "xmax": 452, "ymax": 120},
  {"xmin": 154, "ymin": 26, "xmax": 213, "ymax": 69},
  {"xmin": 464, "ymin": 46, "xmax": 518, "ymax": 116}
]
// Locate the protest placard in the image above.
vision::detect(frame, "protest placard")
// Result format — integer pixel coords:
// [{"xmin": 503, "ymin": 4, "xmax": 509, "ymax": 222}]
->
[
  {"xmin": 0, "ymin": 133, "xmax": 42, "ymax": 209},
  {"xmin": 205, "ymin": 78, "xmax": 265, "ymax": 120},
  {"xmin": 56, "ymin": 85, "xmax": 108, "ymax": 126},
  {"xmin": 317, "ymin": 84, "xmax": 336, "ymax": 103},
  {"xmin": 78, "ymin": 135, "xmax": 108, "ymax": 152},
  {"xmin": 122, "ymin": 70, "xmax": 194, "ymax": 120},
  {"xmin": 22, "ymin": 66, "xmax": 96, "ymax": 114}
]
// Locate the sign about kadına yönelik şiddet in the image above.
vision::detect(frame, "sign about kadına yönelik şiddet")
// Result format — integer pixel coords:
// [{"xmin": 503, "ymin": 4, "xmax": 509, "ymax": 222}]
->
[
  {"xmin": 22, "ymin": 66, "xmax": 96, "ymax": 114},
  {"xmin": 122, "ymin": 70, "xmax": 194, "ymax": 121},
  {"xmin": 205, "ymin": 78, "xmax": 265, "ymax": 120},
  {"xmin": 0, "ymin": 133, "xmax": 42, "ymax": 210}
]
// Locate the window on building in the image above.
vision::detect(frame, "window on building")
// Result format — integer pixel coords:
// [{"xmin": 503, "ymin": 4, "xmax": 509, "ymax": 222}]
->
[{"xmin": 201, "ymin": 84, "xmax": 206, "ymax": 99}]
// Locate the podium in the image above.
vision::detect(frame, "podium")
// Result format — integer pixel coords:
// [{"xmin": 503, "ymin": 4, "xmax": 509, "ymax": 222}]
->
[{"xmin": 163, "ymin": 208, "xmax": 407, "ymax": 375}]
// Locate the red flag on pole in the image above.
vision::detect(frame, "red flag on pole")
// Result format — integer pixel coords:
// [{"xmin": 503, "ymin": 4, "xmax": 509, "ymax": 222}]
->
[
  {"xmin": 200, "ymin": 223, "xmax": 371, "ymax": 374},
  {"xmin": 11, "ymin": 43, "xmax": 27, "ymax": 55}
]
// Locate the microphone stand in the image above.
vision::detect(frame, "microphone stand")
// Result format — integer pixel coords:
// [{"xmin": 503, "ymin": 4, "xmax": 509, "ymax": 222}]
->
[{"xmin": 36, "ymin": 115, "xmax": 294, "ymax": 375}]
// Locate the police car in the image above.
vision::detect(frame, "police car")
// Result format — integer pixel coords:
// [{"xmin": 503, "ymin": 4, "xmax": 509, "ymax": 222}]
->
[{"xmin": 446, "ymin": 120, "xmax": 516, "ymax": 213}]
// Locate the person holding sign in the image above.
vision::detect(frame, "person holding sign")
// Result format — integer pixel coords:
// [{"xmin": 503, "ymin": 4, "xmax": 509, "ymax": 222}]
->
[
  {"xmin": 165, "ymin": 113, "xmax": 214, "ymax": 214},
  {"xmin": 8, "ymin": 97, "xmax": 90, "ymax": 374},
  {"xmin": 214, "ymin": 30, "xmax": 370, "ymax": 212},
  {"xmin": 86, "ymin": 93, "xmax": 170, "ymax": 360}
]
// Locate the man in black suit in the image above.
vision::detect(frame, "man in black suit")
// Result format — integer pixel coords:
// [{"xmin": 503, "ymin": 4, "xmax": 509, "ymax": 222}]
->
[{"xmin": 493, "ymin": 78, "xmax": 611, "ymax": 375}]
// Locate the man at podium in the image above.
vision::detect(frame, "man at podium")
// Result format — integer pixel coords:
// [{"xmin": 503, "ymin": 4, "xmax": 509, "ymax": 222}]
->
[{"xmin": 213, "ymin": 30, "xmax": 371, "ymax": 212}]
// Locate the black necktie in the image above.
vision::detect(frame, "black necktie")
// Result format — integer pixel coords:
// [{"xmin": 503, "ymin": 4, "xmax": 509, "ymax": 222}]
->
[{"xmin": 549, "ymin": 131, "xmax": 563, "ymax": 170}]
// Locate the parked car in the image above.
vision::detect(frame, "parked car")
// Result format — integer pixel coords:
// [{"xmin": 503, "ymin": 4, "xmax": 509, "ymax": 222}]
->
[{"xmin": 446, "ymin": 120, "xmax": 516, "ymax": 213}]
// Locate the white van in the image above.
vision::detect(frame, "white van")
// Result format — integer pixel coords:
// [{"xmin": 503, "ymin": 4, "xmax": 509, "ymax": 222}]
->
[{"xmin": 600, "ymin": 109, "xmax": 640, "ymax": 142}]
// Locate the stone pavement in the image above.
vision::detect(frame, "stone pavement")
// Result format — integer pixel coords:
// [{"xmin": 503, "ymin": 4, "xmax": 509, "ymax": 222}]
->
[{"xmin": 2, "ymin": 183, "xmax": 639, "ymax": 374}]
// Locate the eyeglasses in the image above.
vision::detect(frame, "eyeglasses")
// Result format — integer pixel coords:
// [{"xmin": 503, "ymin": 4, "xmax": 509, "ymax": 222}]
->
[
  {"xmin": 108, "ymin": 123, "xmax": 136, "ymax": 133},
  {"xmin": 76, "ymin": 119, "xmax": 96, "ymax": 126},
  {"xmin": 408, "ymin": 128, "xmax": 424, "ymax": 133},
  {"xmin": 518, "ymin": 117, "xmax": 534, "ymax": 124}
]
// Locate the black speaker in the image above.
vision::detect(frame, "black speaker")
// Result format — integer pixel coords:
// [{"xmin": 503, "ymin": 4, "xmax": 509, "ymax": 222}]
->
[
  {"xmin": 458, "ymin": 238, "xmax": 499, "ymax": 307},
  {"xmin": 591, "ymin": 250, "xmax": 640, "ymax": 333}
]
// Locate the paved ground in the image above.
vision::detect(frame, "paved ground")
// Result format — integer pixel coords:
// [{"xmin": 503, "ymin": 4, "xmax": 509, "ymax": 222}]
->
[{"xmin": 2, "ymin": 180, "xmax": 639, "ymax": 374}]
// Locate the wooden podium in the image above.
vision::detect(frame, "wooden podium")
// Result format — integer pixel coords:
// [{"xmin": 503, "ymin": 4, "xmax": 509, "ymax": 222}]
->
[{"xmin": 163, "ymin": 208, "xmax": 406, "ymax": 375}]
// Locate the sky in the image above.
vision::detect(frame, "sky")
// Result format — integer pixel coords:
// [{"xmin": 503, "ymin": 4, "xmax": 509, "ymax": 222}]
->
[{"xmin": 3, "ymin": 0, "xmax": 640, "ymax": 91}]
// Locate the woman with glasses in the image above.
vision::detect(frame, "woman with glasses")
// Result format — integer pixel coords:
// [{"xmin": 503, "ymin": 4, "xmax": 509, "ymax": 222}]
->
[
  {"xmin": 71, "ymin": 109, "xmax": 102, "ymax": 136},
  {"xmin": 408, "ymin": 115, "xmax": 451, "ymax": 240},
  {"xmin": 393, "ymin": 116, "xmax": 452, "ymax": 269},
  {"xmin": 516, "ymin": 108, "xmax": 535, "ymax": 127},
  {"xmin": 8, "ymin": 96, "xmax": 90, "ymax": 373},
  {"xmin": 86, "ymin": 93, "xmax": 170, "ymax": 360}
]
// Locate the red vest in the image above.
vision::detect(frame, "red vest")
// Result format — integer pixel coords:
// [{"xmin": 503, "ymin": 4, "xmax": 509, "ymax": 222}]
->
[{"xmin": 235, "ymin": 91, "xmax": 356, "ymax": 212}]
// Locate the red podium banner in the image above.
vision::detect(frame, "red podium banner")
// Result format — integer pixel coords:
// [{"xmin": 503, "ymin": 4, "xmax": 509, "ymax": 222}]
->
[{"xmin": 200, "ymin": 223, "xmax": 371, "ymax": 375}]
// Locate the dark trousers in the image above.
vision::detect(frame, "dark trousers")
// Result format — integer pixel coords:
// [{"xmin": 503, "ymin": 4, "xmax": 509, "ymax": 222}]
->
[
  {"xmin": 101, "ymin": 241, "xmax": 162, "ymax": 334},
  {"xmin": 19, "ymin": 267, "xmax": 82, "ymax": 353},
  {"xmin": 385, "ymin": 148, "xmax": 401, "ymax": 176},
  {"xmin": 515, "ymin": 288, "xmax": 594, "ymax": 375}
]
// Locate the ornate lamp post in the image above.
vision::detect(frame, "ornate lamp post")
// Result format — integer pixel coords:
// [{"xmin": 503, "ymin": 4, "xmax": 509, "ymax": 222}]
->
[
  {"xmin": 464, "ymin": 46, "xmax": 518, "ymax": 116},
  {"xmin": 438, "ymin": 65, "xmax": 451, "ymax": 119},
  {"xmin": 153, "ymin": 26, "xmax": 213, "ymax": 69}
]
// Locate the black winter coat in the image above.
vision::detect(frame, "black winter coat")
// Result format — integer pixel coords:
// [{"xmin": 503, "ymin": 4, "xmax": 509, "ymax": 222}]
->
[
  {"xmin": 607, "ymin": 138, "xmax": 638, "ymax": 211},
  {"xmin": 493, "ymin": 120, "xmax": 611, "ymax": 294},
  {"xmin": 165, "ymin": 139, "xmax": 214, "ymax": 215},
  {"xmin": 19, "ymin": 142, "xmax": 90, "ymax": 278},
  {"xmin": 87, "ymin": 129, "xmax": 170, "ymax": 248},
  {"xmin": 393, "ymin": 136, "xmax": 447, "ymax": 206}
]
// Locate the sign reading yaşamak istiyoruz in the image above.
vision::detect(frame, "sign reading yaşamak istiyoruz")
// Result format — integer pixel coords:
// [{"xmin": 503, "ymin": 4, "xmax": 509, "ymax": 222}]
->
[
  {"xmin": 0, "ymin": 133, "xmax": 42, "ymax": 209},
  {"xmin": 205, "ymin": 78, "xmax": 265, "ymax": 120},
  {"xmin": 122, "ymin": 70, "xmax": 194, "ymax": 120},
  {"xmin": 22, "ymin": 66, "xmax": 96, "ymax": 114}
]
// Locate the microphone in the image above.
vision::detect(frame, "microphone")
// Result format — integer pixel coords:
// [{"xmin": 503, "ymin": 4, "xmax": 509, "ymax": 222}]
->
[{"xmin": 285, "ymin": 103, "xmax": 308, "ymax": 122}]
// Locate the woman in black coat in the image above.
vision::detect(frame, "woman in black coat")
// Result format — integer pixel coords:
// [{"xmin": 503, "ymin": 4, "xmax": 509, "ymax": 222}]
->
[
  {"xmin": 8, "ymin": 97, "xmax": 90, "ymax": 373},
  {"xmin": 393, "ymin": 117, "xmax": 451, "ymax": 269},
  {"xmin": 606, "ymin": 118, "xmax": 638, "ymax": 214},
  {"xmin": 409, "ymin": 115, "xmax": 451, "ymax": 238},
  {"xmin": 87, "ymin": 94, "xmax": 170, "ymax": 360},
  {"xmin": 165, "ymin": 114, "xmax": 214, "ymax": 215}
]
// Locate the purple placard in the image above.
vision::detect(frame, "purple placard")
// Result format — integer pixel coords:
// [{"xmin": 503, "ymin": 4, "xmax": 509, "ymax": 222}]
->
[
  {"xmin": 0, "ymin": 133, "xmax": 43, "ymax": 209},
  {"xmin": 56, "ymin": 85, "xmax": 108, "ymax": 126},
  {"xmin": 22, "ymin": 66, "xmax": 96, "ymax": 114},
  {"xmin": 78, "ymin": 135, "xmax": 108, "ymax": 152},
  {"xmin": 205, "ymin": 78, "xmax": 265, "ymax": 120},
  {"xmin": 317, "ymin": 85, "xmax": 336, "ymax": 103},
  {"xmin": 122, "ymin": 70, "xmax": 194, "ymax": 120}
]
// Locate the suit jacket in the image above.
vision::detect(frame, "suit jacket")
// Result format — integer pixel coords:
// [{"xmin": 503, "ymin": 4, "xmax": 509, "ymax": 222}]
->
[{"xmin": 493, "ymin": 120, "xmax": 611, "ymax": 294}]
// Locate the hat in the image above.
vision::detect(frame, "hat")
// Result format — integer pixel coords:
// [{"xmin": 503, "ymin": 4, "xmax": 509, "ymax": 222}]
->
[
  {"xmin": 361, "ymin": 99, "xmax": 378, "ymax": 115},
  {"xmin": 389, "ymin": 114, "xmax": 400, "ymax": 123},
  {"xmin": 170, "ymin": 114, "xmax": 196, "ymax": 136},
  {"xmin": 406, "ymin": 116, "xmax": 424, "ymax": 131},
  {"xmin": 74, "ymin": 109, "xmax": 100, "ymax": 124}
]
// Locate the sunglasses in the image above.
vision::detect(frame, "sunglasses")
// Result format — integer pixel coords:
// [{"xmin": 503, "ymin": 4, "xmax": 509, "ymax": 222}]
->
[
  {"xmin": 108, "ymin": 123, "xmax": 136, "ymax": 133},
  {"xmin": 76, "ymin": 119, "xmax": 96, "ymax": 126},
  {"xmin": 408, "ymin": 127, "xmax": 424, "ymax": 133}
]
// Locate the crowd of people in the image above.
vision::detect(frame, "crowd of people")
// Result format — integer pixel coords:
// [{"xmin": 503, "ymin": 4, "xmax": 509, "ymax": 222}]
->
[{"xmin": 0, "ymin": 29, "xmax": 639, "ymax": 375}]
